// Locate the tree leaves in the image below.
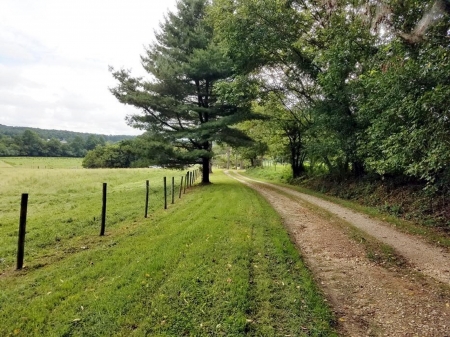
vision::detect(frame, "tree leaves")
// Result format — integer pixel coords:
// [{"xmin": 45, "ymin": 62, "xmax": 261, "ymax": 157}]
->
[{"xmin": 110, "ymin": 0, "xmax": 256, "ymax": 181}]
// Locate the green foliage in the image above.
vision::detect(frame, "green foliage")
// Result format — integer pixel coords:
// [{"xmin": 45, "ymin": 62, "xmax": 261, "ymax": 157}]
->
[
  {"xmin": 209, "ymin": 0, "xmax": 450, "ymax": 191},
  {"xmin": 0, "ymin": 124, "xmax": 133, "ymax": 143},
  {"xmin": 0, "ymin": 127, "xmax": 125, "ymax": 158},
  {"xmin": 357, "ymin": 39, "xmax": 450, "ymax": 188},
  {"xmin": 82, "ymin": 140, "xmax": 140, "ymax": 168},
  {"xmin": 245, "ymin": 165, "xmax": 293, "ymax": 183},
  {"xmin": 110, "ymin": 0, "xmax": 256, "ymax": 183}
]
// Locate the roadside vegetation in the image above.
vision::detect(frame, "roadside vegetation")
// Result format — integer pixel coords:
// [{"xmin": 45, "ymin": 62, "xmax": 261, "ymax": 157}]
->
[
  {"xmin": 243, "ymin": 166, "xmax": 450, "ymax": 249},
  {"xmin": 0, "ymin": 159, "xmax": 336, "ymax": 336}
]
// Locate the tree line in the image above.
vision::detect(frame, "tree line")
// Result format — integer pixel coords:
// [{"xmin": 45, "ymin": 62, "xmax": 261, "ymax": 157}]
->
[
  {"xmin": 0, "ymin": 129, "xmax": 108, "ymax": 157},
  {"xmin": 0, "ymin": 124, "xmax": 134, "ymax": 143},
  {"xmin": 82, "ymin": 0, "xmax": 449, "ymax": 196}
]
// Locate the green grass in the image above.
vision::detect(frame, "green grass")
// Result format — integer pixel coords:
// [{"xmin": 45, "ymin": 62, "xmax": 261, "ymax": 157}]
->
[
  {"xmin": 0, "ymin": 162, "xmax": 187, "ymax": 274},
  {"xmin": 244, "ymin": 165, "xmax": 292, "ymax": 183},
  {"xmin": 243, "ymin": 167, "xmax": 450, "ymax": 249},
  {"xmin": 0, "ymin": 157, "xmax": 83, "ymax": 169},
  {"xmin": 0, "ymin": 161, "xmax": 336, "ymax": 336}
]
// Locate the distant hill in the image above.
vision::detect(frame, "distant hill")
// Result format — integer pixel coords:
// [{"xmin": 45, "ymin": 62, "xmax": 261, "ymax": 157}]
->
[
  {"xmin": 0, "ymin": 124, "xmax": 139, "ymax": 157},
  {"xmin": 0, "ymin": 124, "xmax": 136, "ymax": 143}
]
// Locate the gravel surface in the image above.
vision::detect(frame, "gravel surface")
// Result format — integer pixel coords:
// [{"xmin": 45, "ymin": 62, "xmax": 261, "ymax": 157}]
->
[{"xmin": 227, "ymin": 171, "xmax": 450, "ymax": 337}]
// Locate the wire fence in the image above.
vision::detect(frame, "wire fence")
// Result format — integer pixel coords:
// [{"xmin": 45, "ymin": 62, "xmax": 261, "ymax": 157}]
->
[{"xmin": 7, "ymin": 168, "xmax": 201, "ymax": 271}]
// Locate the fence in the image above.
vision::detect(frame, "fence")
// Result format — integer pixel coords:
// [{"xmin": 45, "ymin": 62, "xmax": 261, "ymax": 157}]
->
[{"xmin": 11, "ymin": 168, "xmax": 201, "ymax": 271}]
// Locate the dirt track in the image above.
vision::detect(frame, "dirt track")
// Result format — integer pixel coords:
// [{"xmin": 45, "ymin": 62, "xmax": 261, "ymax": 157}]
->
[{"xmin": 227, "ymin": 171, "xmax": 450, "ymax": 337}]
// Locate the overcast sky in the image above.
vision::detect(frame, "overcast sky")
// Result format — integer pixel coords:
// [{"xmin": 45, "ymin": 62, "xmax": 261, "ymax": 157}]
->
[{"xmin": 0, "ymin": 0, "xmax": 178, "ymax": 135}]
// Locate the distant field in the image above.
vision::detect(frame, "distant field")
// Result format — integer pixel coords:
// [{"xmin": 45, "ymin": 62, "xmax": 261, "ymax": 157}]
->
[
  {"xmin": 0, "ymin": 157, "xmax": 83, "ymax": 169},
  {"xmin": 0, "ymin": 159, "xmax": 336, "ymax": 336},
  {"xmin": 0, "ymin": 158, "xmax": 186, "ymax": 274}
]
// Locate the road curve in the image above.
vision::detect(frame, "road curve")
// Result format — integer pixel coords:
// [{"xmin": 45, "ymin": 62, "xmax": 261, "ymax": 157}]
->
[{"xmin": 228, "ymin": 171, "xmax": 450, "ymax": 285}]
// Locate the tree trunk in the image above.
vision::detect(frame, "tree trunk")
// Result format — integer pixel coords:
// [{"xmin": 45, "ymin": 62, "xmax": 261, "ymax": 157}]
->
[
  {"xmin": 352, "ymin": 160, "xmax": 365, "ymax": 177},
  {"xmin": 288, "ymin": 134, "xmax": 306, "ymax": 179},
  {"xmin": 202, "ymin": 156, "xmax": 211, "ymax": 184},
  {"xmin": 291, "ymin": 158, "xmax": 305, "ymax": 178}
]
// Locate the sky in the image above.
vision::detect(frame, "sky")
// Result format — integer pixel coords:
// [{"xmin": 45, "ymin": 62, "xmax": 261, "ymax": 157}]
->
[{"xmin": 0, "ymin": 0, "xmax": 178, "ymax": 135}]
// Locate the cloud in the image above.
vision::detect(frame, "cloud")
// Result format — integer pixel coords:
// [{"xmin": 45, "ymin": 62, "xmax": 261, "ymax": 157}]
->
[{"xmin": 0, "ymin": 0, "xmax": 177, "ymax": 135}]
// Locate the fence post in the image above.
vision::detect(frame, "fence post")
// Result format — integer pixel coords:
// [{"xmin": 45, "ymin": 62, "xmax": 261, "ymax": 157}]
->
[
  {"xmin": 179, "ymin": 176, "xmax": 184, "ymax": 198},
  {"xmin": 184, "ymin": 173, "xmax": 188, "ymax": 194},
  {"xmin": 100, "ymin": 183, "xmax": 107, "ymax": 236},
  {"xmin": 145, "ymin": 180, "xmax": 149, "ymax": 218},
  {"xmin": 171, "ymin": 177, "xmax": 175, "ymax": 204},
  {"xmin": 164, "ymin": 177, "xmax": 167, "ymax": 209},
  {"xmin": 16, "ymin": 193, "xmax": 28, "ymax": 270}
]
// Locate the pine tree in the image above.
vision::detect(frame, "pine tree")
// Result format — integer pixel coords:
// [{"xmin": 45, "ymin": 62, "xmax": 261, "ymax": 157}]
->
[{"xmin": 110, "ymin": 0, "xmax": 253, "ymax": 183}]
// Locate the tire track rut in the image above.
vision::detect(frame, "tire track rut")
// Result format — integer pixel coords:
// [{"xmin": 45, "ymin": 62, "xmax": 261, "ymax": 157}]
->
[{"xmin": 227, "ymin": 171, "xmax": 450, "ymax": 336}]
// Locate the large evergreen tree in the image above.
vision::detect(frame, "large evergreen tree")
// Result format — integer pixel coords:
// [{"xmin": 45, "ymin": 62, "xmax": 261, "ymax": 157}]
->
[{"xmin": 110, "ymin": 0, "xmax": 253, "ymax": 183}]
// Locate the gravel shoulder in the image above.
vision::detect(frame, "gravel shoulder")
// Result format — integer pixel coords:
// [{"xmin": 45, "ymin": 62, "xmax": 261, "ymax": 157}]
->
[{"xmin": 227, "ymin": 171, "xmax": 450, "ymax": 336}]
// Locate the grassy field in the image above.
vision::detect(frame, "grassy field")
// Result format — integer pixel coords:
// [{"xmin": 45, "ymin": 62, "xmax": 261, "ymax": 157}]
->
[
  {"xmin": 0, "ymin": 158, "xmax": 188, "ymax": 274},
  {"xmin": 1, "ymin": 157, "xmax": 83, "ymax": 169},
  {"xmin": 0, "ymin": 159, "xmax": 336, "ymax": 336}
]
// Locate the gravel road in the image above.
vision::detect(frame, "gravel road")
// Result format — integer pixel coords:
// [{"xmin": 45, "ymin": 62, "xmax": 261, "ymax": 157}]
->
[{"xmin": 227, "ymin": 171, "xmax": 450, "ymax": 336}]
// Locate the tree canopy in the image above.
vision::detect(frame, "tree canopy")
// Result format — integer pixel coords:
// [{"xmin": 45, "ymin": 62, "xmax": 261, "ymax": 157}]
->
[
  {"xmin": 0, "ymin": 129, "xmax": 108, "ymax": 158},
  {"xmin": 207, "ymin": 0, "xmax": 449, "ymax": 190},
  {"xmin": 110, "ymin": 0, "xmax": 255, "ymax": 183},
  {"xmin": 107, "ymin": 0, "xmax": 449, "ymax": 192}
]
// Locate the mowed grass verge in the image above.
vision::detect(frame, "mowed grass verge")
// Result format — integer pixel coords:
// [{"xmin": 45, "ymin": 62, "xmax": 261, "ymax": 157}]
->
[{"xmin": 0, "ymin": 167, "xmax": 336, "ymax": 336}]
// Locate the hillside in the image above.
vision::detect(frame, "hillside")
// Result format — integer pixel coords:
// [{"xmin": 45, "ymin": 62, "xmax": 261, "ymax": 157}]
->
[
  {"xmin": 0, "ymin": 124, "xmax": 137, "ymax": 157},
  {"xmin": 0, "ymin": 124, "xmax": 136, "ymax": 143}
]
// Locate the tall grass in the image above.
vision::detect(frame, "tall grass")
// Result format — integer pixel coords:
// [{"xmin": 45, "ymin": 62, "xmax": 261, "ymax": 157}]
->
[{"xmin": 244, "ymin": 165, "xmax": 292, "ymax": 183}]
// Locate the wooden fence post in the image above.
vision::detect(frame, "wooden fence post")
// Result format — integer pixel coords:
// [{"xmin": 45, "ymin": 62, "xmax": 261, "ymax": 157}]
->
[
  {"xmin": 100, "ymin": 183, "xmax": 107, "ymax": 236},
  {"xmin": 145, "ymin": 180, "xmax": 149, "ymax": 218},
  {"xmin": 179, "ymin": 176, "xmax": 184, "ymax": 198},
  {"xmin": 171, "ymin": 177, "xmax": 175, "ymax": 204},
  {"xmin": 16, "ymin": 193, "xmax": 28, "ymax": 270},
  {"xmin": 184, "ymin": 173, "xmax": 188, "ymax": 194},
  {"xmin": 164, "ymin": 177, "xmax": 167, "ymax": 209}
]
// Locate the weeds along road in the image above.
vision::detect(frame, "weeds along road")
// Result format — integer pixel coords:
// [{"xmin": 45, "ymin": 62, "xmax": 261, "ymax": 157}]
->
[{"xmin": 226, "ymin": 171, "xmax": 450, "ymax": 337}]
